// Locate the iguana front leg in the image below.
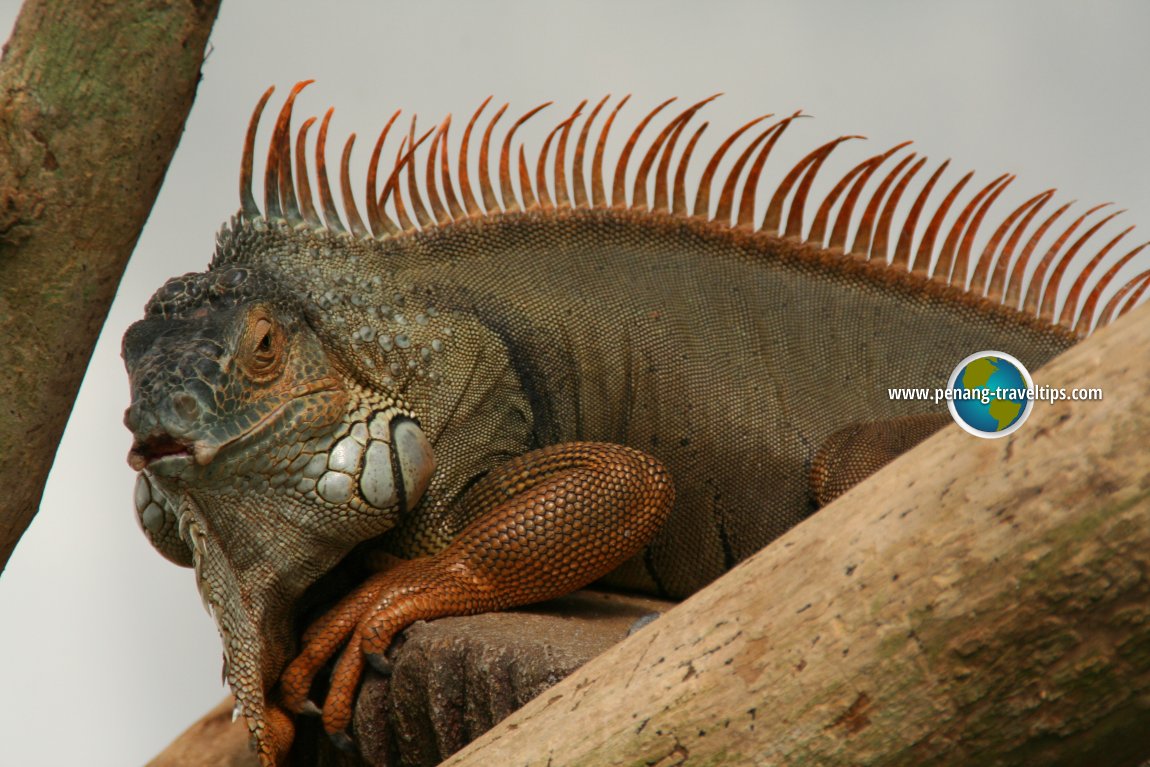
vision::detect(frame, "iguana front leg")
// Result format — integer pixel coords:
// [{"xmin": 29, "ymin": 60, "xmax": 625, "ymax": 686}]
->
[{"xmin": 278, "ymin": 441, "xmax": 674, "ymax": 743}]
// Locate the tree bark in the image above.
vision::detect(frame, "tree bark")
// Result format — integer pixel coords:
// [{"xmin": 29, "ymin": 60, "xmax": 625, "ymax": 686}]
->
[
  {"xmin": 0, "ymin": 0, "xmax": 220, "ymax": 573},
  {"xmin": 441, "ymin": 300, "xmax": 1150, "ymax": 767},
  {"xmin": 147, "ymin": 697, "xmax": 259, "ymax": 767}
]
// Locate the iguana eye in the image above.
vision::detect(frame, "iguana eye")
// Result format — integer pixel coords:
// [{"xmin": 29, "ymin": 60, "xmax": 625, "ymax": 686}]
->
[{"xmin": 243, "ymin": 314, "xmax": 283, "ymax": 378}]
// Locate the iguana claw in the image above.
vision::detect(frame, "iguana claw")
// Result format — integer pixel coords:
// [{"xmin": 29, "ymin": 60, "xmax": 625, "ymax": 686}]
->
[
  {"xmin": 329, "ymin": 730, "xmax": 356, "ymax": 752},
  {"xmin": 366, "ymin": 652, "xmax": 392, "ymax": 676}
]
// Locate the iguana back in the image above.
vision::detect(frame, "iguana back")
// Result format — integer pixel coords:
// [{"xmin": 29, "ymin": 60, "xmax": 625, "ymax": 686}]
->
[{"xmin": 212, "ymin": 86, "xmax": 1132, "ymax": 597}]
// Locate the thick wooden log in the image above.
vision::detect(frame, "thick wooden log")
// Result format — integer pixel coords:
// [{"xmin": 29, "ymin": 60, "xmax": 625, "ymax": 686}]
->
[{"xmin": 443, "ymin": 301, "xmax": 1150, "ymax": 766}]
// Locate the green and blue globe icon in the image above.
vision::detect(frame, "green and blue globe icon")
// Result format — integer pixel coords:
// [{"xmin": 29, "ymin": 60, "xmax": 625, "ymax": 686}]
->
[{"xmin": 947, "ymin": 352, "xmax": 1034, "ymax": 438}]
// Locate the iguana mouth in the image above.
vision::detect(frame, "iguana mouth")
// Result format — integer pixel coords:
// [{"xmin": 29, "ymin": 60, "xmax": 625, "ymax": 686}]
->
[
  {"xmin": 128, "ymin": 433, "xmax": 204, "ymax": 471},
  {"xmin": 127, "ymin": 379, "xmax": 343, "ymax": 472}
]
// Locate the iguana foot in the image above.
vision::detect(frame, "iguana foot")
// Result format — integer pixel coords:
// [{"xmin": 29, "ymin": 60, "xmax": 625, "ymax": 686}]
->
[
  {"xmin": 279, "ymin": 442, "xmax": 675, "ymax": 739},
  {"xmin": 809, "ymin": 413, "xmax": 952, "ymax": 506}
]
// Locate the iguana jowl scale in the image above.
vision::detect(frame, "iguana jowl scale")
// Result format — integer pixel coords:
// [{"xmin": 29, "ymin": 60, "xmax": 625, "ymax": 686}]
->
[{"xmin": 122, "ymin": 81, "xmax": 1147, "ymax": 765}]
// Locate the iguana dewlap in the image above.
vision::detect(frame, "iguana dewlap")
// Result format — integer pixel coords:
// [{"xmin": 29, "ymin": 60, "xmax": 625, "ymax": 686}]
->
[{"xmin": 122, "ymin": 82, "xmax": 1147, "ymax": 765}]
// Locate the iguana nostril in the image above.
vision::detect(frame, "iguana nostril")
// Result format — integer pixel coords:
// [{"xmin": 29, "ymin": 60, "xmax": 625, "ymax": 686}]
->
[
  {"xmin": 124, "ymin": 402, "xmax": 157, "ymax": 436},
  {"xmin": 171, "ymin": 392, "xmax": 201, "ymax": 422}
]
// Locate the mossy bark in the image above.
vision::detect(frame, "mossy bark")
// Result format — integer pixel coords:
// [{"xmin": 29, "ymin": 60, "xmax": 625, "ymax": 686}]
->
[{"xmin": 0, "ymin": 0, "xmax": 220, "ymax": 572}]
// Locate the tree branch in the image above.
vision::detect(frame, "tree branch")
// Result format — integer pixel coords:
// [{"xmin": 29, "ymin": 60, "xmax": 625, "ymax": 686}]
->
[{"xmin": 0, "ymin": 0, "xmax": 220, "ymax": 572}]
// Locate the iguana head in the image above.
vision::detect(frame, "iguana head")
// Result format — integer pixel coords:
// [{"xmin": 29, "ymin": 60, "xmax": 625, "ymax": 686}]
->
[{"xmin": 123, "ymin": 262, "xmax": 435, "ymax": 756}]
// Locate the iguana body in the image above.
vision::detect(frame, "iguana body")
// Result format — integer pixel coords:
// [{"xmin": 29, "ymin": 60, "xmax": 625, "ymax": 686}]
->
[{"xmin": 122, "ymin": 83, "xmax": 1147, "ymax": 765}]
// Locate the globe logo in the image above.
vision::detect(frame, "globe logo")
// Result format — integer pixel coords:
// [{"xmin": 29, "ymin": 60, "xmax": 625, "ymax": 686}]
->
[{"xmin": 947, "ymin": 351, "xmax": 1034, "ymax": 438}]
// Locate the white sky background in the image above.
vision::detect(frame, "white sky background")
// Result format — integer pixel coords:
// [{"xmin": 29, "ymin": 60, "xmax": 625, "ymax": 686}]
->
[{"xmin": 1, "ymin": 2, "xmax": 1148, "ymax": 764}]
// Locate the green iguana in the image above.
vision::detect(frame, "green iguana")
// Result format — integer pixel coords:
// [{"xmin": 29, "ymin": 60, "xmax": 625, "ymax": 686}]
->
[{"xmin": 122, "ymin": 81, "xmax": 1148, "ymax": 766}]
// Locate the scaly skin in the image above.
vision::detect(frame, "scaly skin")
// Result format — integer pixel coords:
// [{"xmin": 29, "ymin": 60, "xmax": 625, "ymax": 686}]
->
[{"xmin": 124, "ymin": 85, "xmax": 1146, "ymax": 763}]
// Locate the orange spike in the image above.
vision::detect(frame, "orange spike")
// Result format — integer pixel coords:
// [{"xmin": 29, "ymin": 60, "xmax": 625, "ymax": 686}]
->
[
  {"xmin": 738, "ymin": 114, "xmax": 803, "ymax": 228},
  {"xmin": 634, "ymin": 106, "xmax": 690, "ymax": 212},
  {"xmin": 294, "ymin": 116, "xmax": 321, "ymax": 228},
  {"xmin": 911, "ymin": 170, "xmax": 971, "ymax": 276},
  {"xmin": 1061, "ymin": 227, "xmax": 1135, "ymax": 327},
  {"xmin": 635, "ymin": 96, "xmax": 718, "ymax": 212},
  {"xmin": 499, "ymin": 103, "xmax": 551, "ymax": 212},
  {"xmin": 655, "ymin": 102, "xmax": 715, "ymax": 214},
  {"xmin": 277, "ymin": 124, "xmax": 298, "ymax": 220},
  {"xmin": 380, "ymin": 127, "xmax": 435, "ymax": 232},
  {"xmin": 949, "ymin": 176, "xmax": 1014, "ymax": 287},
  {"xmin": 479, "ymin": 103, "xmax": 509, "ymax": 213},
  {"xmin": 279, "ymin": 81, "xmax": 313, "ymax": 221},
  {"xmin": 1117, "ymin": 273, "xmax": 1150, "ymax": 318},
  {"xmin": 554, "ymin": 101, "xmax": 586, "ymax": 209},
  {"xmin": 572, "ymin": 96, "xmax": 610, "ymax": 208},
  {"xmin": 672, "ymin": 122, "xmax": 708, "ymax": 217},
  {"xmin": 535, "ymin": 118, "xmax": 570, "ymax": 210},
  {"xmin": 458, "ymin": 97, "xmax": 492, "ymax": 216},
  {"xmin": 365, "ymin": 110, "xmax": 402, "ymax": 237},
  {"xmin": 1074, "ymin": 242, "xmax": 1149, "ymax": 333},
  {"xmin": 265, "ymin": 81, "xmax": 313, "ymax": 220},
  {"xmin": 870, "ymin": 157, "xmax": 926, "ymax": 261},
  {"xmin": 891, "ymin": 160, "xmax": 948, "ymax": 270},
  {"xmin": 933, "ymin": 174, "xmax": 1009, "ymax": 282},
  {"xmin": 972, "ymin": 190, "xmax": 1051, "ymax": 295},
  {"xmin": 763, "ymin": 114, "xmax": 827, "ymax": 233},
  {"xmin": 438, "ymin": 117, "xmax": 465, "ymax": 220},
  {"xmin": 828, "ymin": 147, "xmax": 911, "ymax": 252},
  {"xmin": 424, "ymin": 122, "xmax": 449, "ymax": 224},
  {"xmin": 715, "ymin": 120, "xmax": 782, "ymax": 226},
  {"xmin": 1004, "ymin": 201, "xmax": 1071, "ymax": 307},
  {"xmin": 240, "ymin": 86, "xmax": 275, "ymax": 218},
  {"xmin": 1022, "ymin": 203, "xmax": 1111, "ymax": 315},
  {"xmin": 693, "ymin": 114, "xmax": 772, "ymax": 219},
  {"xmin": 652, "ymin": 115, "xmax": 691, "ymax": 214},
  {"xmin": 851, "ymin": 153, "xmax": 917, "ymax": 257},
  {"xmin": 406, "ymin": 117, "xmax": 433, "ymax": 227},
  {"xmin": 985, "ymin": 191, "xmax": 1053, "ymax": 299},
  {"xmin": 386, "ymin": 138, "xmax": 414, "ymax": 231},
  {"xmin": 518, "ymin": 144, "xmax": 537, "ymax": 209},
  {"xmin": 1040, "ymin": 209, "xmax": 1124, "ymax": 321},
  {"xmin": 703, "ymin": 117, "xmax": 777, "ymax": 225},
  {"xmin": 1099, "ymin": 269, "xmax": 1150, "ymax": 326},
  {"xmin": 339, "ymin": 133, "xmax": 369, "ymax": 238},
  {"xmin": 809, "ymin": 143, "xmax": 910, "ymax": 247},
  {"xmin": 783, "ymin": 137, "xmax": 855, "ymax": 240},
  {"xmin": 612, "ymin": 97, "xmax": 675, "ymax": 207},
  {"xmin": 592, "ymin": 96, "xmax": 630, "ymax": 208},
  {"xmin": 314, "ymin": 108, "xmax": 345, "ymax": 233}
]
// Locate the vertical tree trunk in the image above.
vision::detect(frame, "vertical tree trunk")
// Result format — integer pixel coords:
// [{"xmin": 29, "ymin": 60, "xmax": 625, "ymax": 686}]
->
[{"xmin": 0, "ymin": 0, "xmax": 221, "ymax": 572}]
